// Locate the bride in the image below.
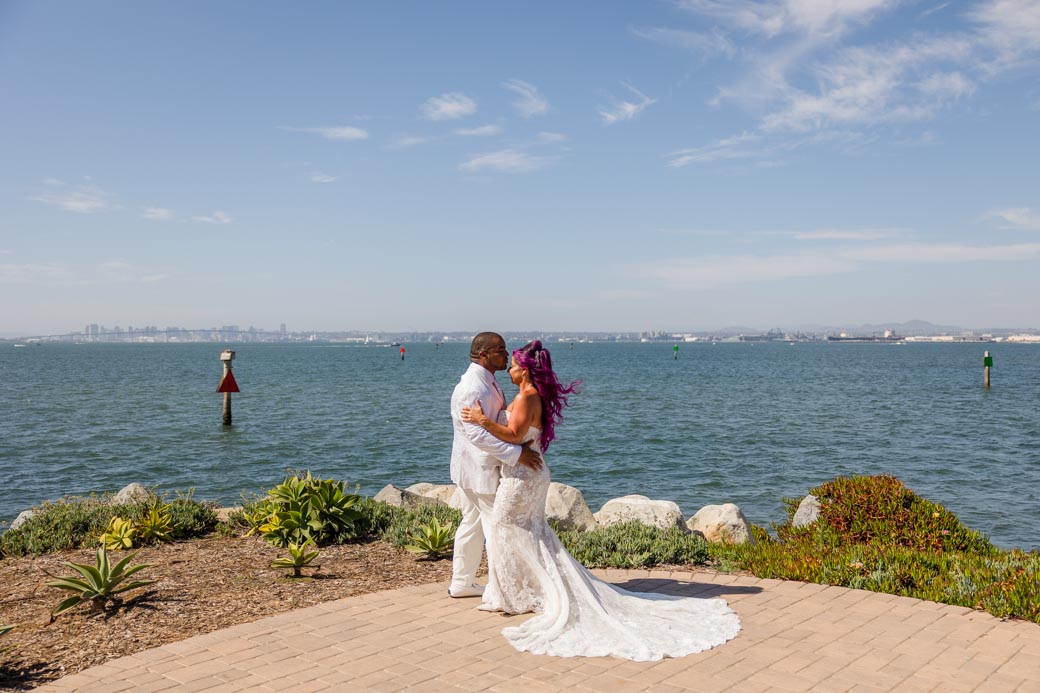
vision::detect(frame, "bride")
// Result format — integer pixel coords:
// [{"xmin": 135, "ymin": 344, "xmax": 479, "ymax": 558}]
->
[{"xmin": 461, "ymin": 340, "xmax": 740, "ymax": 661}]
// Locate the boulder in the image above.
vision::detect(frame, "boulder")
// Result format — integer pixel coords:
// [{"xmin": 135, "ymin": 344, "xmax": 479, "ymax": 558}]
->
[
  {"xmin": 9, "ymin": 509, "xmax": 35, "ymax": 530},
  {"xmin": 593, "ymin": 495, "xmax": 686, "ymax": 532},
  {"xmin": 375, "ymin": 484, "xmax": 446, "ymax": 509},
  {"xmin": 687, "ymin": 503, "xmax": 754, "ymax": 544},
  {"xmin": 792, "ymin": 494, "xmax": 821, "ymax": 528},
  {"xmin": 406, "ymin": 483, "xmax": 462, "ymax": 509},
  {"xmin": 215, "ymin": 507, "xmax": 242, "ymax": 523},
  {"xmin": 112, "ymin": 483, "xmax": 150, "ymax": 505},
  {"xmin": 545, "ymin": 482, "xmax": 596, "ymax": 531}
]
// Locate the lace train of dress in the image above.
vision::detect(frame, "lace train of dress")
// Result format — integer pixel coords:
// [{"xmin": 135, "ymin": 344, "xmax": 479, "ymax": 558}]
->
[{"xmin": 482, "ymin": 423, "xmax": 740, "ymax": 661}]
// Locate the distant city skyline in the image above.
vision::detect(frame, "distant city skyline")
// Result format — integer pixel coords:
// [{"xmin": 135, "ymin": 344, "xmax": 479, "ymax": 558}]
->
[
  {"xmin": 5, "ymin": 317, "xmax": 1038, "ymax": 342},
  {"xmin": 2, "ymin": 2, "xmax": 1039, "ymax": 335}
]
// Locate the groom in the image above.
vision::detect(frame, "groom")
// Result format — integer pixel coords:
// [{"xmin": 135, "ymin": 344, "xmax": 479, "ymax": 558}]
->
[{"xmin": 448, "ymin": 331, "xmax": 542, "ymax": 598}]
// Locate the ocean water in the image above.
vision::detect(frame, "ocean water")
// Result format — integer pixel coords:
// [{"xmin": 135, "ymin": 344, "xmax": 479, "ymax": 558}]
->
[{"xmin": 2, "ymin": 341, "xmax": 1038, "ymax": 550}]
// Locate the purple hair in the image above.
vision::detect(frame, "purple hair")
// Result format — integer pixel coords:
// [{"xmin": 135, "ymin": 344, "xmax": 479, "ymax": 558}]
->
[{"xmin": 512, "ymin": 340, "xmax": 580, "ymax": 451}]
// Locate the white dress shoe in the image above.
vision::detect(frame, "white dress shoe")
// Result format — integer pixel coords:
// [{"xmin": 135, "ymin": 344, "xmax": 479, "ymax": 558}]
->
[{"xmin": 448, "ymin": 584, "xmax": 485, "ymax": 598}]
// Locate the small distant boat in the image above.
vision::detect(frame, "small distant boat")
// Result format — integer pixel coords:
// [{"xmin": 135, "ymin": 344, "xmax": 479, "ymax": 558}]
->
[
  {"xmin": 13, "ymin": 344, "xmax": 26, "ymax": 348},
  {"xmin": 390, "ymin": 342, "xmax": 401, "ymax": 347}
]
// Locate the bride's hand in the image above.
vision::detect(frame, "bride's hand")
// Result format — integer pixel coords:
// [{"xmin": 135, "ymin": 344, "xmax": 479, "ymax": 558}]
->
[{"xmin": 460, "ymin": 400, "xmax": 489, "ymax": 427}]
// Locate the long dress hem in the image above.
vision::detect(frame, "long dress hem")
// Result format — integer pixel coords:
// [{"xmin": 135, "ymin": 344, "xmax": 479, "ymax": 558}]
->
[{"xmin": 481, "ymin": 421, "xmax": 740, "ymax": 661}]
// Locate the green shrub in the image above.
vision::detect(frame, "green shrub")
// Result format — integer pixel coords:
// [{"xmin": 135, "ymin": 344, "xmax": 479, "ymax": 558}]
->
[
  {"xmin": 405, "ymin": 517, "xmax": 455, "ymax": 559},
  {"xmin": 271, "ymin": 540, "xmax": 321, "ymax": 578},
  {"xmin": 354, "ymin": 496, "xmax": 402, "ymax": 538},
  {"xmin": 99, "ymin": 516, "xmax": 137, "ymax": 550},
  {"xmin": 1, "ymin": 496, "xmax": 112, "ymax": 556},
  {"xmin": 251, "ymin": 472, "xmax": 366, "ymax": 548},
  {"xmin": 134, "ymin": 502, "xmax": 175, "ymax": 544},
  {"xmin": 368, "ymin": 501, "xmax": 463, "ymax": 548},
  {"xmin": 710, "ymin": 475, "xmax": 1039, "ymax": 623},
  {"xmin": 45, "ymin": 547, "xmax": 155, "ymax": 620},
  {"xmin": 780, "ymin": 474, "xmax": 996, "ymax": 555},
  {"xmin": 1, "ymin": 491, "xmax": 217, "ymax": 557},
  {"xmin": 557, "ymin": 521, "xmax": 710, "ymax": 568}
]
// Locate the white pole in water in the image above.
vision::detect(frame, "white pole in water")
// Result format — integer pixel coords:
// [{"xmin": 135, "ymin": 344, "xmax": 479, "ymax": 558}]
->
[
  {"xmin": 983, "ymin": 351, "xmax": 992, "ymax": 389},
  {"xmin": 219, "ymin": 349, "xmax": 236, "ymax": 425}
]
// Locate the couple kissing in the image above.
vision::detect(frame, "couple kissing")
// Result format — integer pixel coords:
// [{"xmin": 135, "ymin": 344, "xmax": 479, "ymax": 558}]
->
[{"xmin": 447, "ymin": 332, "xmax": 740, "ymax": 660}]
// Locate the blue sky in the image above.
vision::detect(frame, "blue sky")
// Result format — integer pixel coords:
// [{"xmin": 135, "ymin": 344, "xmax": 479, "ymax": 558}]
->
[{"xmin": 2, "ymin": 1, "xmax": 1039, "ymax": 336}]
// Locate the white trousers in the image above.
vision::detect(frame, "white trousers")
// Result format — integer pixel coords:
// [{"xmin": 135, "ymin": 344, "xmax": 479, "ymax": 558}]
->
[{"xmin": 450, "ymin": 488, "xmax": 496, "ymax": 591}]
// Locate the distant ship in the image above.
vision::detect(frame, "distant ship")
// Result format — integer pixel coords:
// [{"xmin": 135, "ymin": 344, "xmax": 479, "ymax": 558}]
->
[
  {"xmin": 738, "ymin": 329, "xmax": 788, "ymax": 342},
  {"xmin": 827, "ymin": 330, "xmax": 903, "ymax": 343}
]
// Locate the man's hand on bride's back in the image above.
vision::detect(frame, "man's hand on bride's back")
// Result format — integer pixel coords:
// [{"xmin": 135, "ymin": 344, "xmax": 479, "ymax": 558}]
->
[{"xmin": 518, "ymin": 444, "xmax": 543, "ymax": 471}]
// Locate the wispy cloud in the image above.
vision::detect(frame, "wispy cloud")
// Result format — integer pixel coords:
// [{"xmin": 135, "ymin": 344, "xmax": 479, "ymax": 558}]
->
[
  {"xmin": 678, "ymin": 0, "xmax": 899, "ymax": 41},
  {"xmin": 420, "ymin": 92, "xmax": 477, "ymax": 121},
  {"xmin": 843, "ymin": 241, "xmax": 1040, "ymax": 263},
  {"xmin": 669, "ymin": 123, "xmax": 872, "ymax": 168},
  {"xmin": 640, "ymin": 253, "xmax": 856, "ymax": 289},
  {"xmin": 0, "ymin": 260, "xmax": 167, "ymax": 286},
  {"xmin": 459, "ymin": 149, "xmax": 544, "ymax": 174},
  {"xmin": 97, "ymin": 260, "xmax": 167, "ymax": 283},
  {"xmin": 759, "ymin": 37, "xmax": 974, "ymax": 132},
  {"xmin": 599, "ymin": 83, "xmax": 657, "ymax": 124},
  {"xmin": 0, "ymin": 262, "xmax": 68, "ymax": 283},
  {"xmin": 454, "ymin": 124, "xmax": 501, "ymax": 136},
  {"xmin": 33, "ymin": 183, "xmax": 118, "ymax": 214},
  {"xmin": 143, "ymin": 207, "xmax": 174, "ymax": 221},
  {"xmin": 919, "ymin": 3, "xmax": 949, "ymax": 20},
  {"xmin": 191, "ymin": 211, "xmax": 232, "ymax": 224},
  {"xmin": 968, "ymin": 0, "xmax": 1040, "ymax": 69},
  {"xmin": 666, "ymin": 0, "xmax": 1040, "ymax": 167},
  {"xmin": 310, "ymin": 173, "xmax": 337, "ymax": 183},
  {"xmin": 629, "ymin": 26, "xmax": 736, "ymax": 59},
  {"xmin": 502, "ymin": 80, "xmax": 549, "ymax": 117},
  {"xmin": 280, "ymin": 125, "xmax": 369, "ymax": 140},
  {"xmin": 792, "ymin": 228, "xmax": 909, "ymax": 241},
  {"xmin": 668, "ymin": 131, "xmax": 761, "ymax": 166},
  {"xmin": 987, "ymin": 207, "xmax": 1040, "ymax": 231},
  {"xmin": 389, "ymin": 135, "xmax": 436, "ymax": 149},
  {"xmin": 638, "ymin": 240, "xmax": 1040, "ymax": 289},
  {"xmin": 535, "ymin": 131, "xmax": 567, "ymax": 144}
]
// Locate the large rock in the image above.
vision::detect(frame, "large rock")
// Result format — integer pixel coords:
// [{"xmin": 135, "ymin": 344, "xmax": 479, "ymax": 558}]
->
[
  {"xmin": 545, "ymin": 482, "xmax": 596, "ymax": 531},
  {"xmin": 792, "ymin": 494, "xmax": 821, "ymax": 528},
  {"xmin": 215, "ymin": 507, "xmax": 242, "ymax": 523},
  {"xmin": 112, "ymin": 483, "xmax": 150, "ymax": 505},
  {"xmin": 9, "ymin": 509, "xmax": 35, "ymax": 530},
  {"xmin": 687, "ymin": 503, "xmax": 754, "ymax": 544},
  {"xmin": 375, "ymin": 484, "xmax": 446, "ymax": 509},
  {"xmin": 593, "ymin": 495, "xmax": 686, "ymax": 532},
  {"xmin": 406, "ymin": 483, "xmax": 461, "ymax": 509}
]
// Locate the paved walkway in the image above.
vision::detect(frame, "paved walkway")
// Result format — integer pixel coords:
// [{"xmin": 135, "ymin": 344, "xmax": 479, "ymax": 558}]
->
[{"xmin": 37, "ymin": 569, "xmax": 1040, "ymax": 692}]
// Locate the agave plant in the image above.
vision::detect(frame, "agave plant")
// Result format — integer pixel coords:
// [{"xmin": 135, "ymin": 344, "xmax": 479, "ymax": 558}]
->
[
  {"xmin": 45, "ymin": 546, "xmax": 155, "ymax": 620},
  {"xmin": 405, "ymin": 517, "xmax": 456, "ymax": 559},
  {"xmin": 0, "ymin": 624, "xmax": 16, "ymax": 656},
  {"xmin": 271, "ymin": 540, "xmax": 321, "ymax": 577},
  {"xmin": 254, "ymin": 472, "xmax": 364, "ymax": 547},
  {"xmin": 135, "ymin": 502, "xmax": 174, "ymax": 544},
  {"xmin": 99, "ymin": 516, "xmax": 136, "ymax": 550}
]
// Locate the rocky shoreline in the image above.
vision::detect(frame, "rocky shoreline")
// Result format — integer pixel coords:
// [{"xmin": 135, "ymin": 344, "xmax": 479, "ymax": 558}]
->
[
  {"xmin": 7, "ymin": 480, "xmax": 817, "ymax": 548},
  {"xmin": 374, "ymin": 481, "xmax": 777, "ymax": 545}
]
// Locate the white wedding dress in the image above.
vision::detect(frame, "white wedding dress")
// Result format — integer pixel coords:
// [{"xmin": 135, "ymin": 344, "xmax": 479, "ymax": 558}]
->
[{"xmin": 481, "ymin": 418, "xmax": 741, "ymax": 661}]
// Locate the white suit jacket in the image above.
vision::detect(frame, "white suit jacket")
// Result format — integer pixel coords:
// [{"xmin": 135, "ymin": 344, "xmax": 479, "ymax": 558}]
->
[{"xmin": 450, "ymin": 363, "xmax": 521, "ymax": 494}]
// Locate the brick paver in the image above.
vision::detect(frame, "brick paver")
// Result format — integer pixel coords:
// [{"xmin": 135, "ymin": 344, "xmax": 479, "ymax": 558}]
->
[{"xmin": 33, "ymin": 570, "xmax": 1040, "ymax": 692}]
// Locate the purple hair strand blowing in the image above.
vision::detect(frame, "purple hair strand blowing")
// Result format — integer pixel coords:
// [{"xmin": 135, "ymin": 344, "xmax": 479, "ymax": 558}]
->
[{"xmin": 512, "ymin": 340, "xmax": 580, "ymax": 452}]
